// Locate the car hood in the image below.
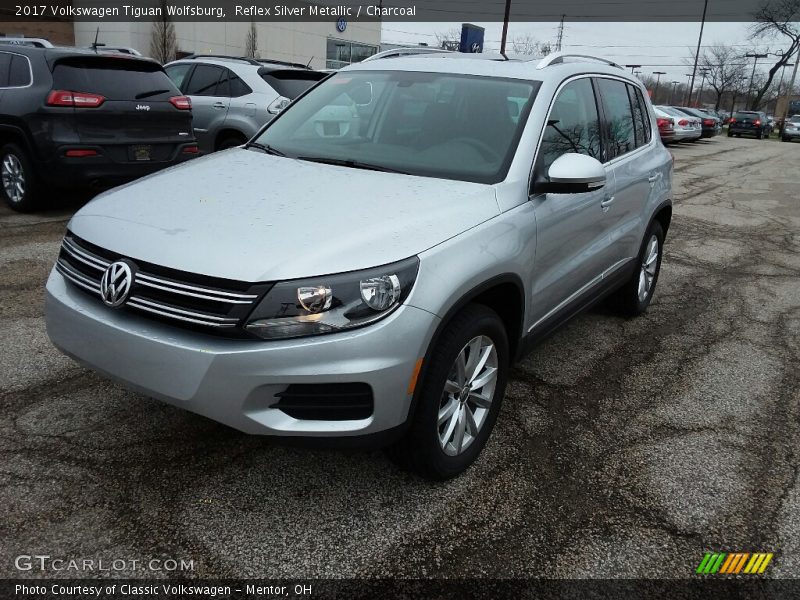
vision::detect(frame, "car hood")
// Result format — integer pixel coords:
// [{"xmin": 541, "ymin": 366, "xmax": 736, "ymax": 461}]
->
[{"xmin": 68, "ymin": 149, "xmax": 499, "ymax": 282}]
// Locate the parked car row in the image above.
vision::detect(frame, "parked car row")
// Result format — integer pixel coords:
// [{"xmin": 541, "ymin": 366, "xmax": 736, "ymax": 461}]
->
[
  {"xmin": 654, "ymin": 105, "xmax": 723, "ymax": 144},
  {"xmin": 0, "ymin": 45, "xmax": 327, "ymax": 211}
]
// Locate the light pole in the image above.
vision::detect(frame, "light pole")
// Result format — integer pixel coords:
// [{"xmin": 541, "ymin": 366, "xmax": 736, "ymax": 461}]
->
[
  {"xmin": 684, "ymin": 73, "xmax": 693, "ymax": 104},
  {"xmin": 670, "ymin": 81, "xmax": 680, "ymax": 104},
  {"xmin": 745, "ymin": 53, "xmax": 768, "ymax": 110},
  {"xmin": 695, "ymin": 69, "xmax": 710, "ymax": 106},
  {"xmin": 626, "ymin": 64, "xmax": 642, "ymax": 74},
  {"xmin": 652, "ymin": 71, "xmax": 667, "ymax": 103}
]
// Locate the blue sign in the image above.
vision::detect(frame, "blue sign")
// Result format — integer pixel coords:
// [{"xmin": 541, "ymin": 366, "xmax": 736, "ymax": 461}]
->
[
  {"xmin": 336, "ymin": 17, "xmax": 347, "ymax": 33},
  {"xmin": 459, "ymin": 23, "xmax": 484, "ymax": 53}
]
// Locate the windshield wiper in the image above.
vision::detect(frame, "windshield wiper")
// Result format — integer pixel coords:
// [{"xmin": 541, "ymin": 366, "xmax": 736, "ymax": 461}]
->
[
  {"xmin": 247, "ymin": 142, "xmax": 286, "ymax": 156},
  {"xmin": 135, "ymin": 89, "xmax": 170, "ymax": 99},
  {"xmin": 296, "ymin": 156, "xmax": 408, "ymax": 174}
]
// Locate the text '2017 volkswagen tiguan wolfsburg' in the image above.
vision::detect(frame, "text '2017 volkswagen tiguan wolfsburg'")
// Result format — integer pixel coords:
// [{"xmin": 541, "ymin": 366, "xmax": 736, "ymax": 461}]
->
[{"xmin": 46, "ymin": 52, "xmax": 673, "ymax": 479}]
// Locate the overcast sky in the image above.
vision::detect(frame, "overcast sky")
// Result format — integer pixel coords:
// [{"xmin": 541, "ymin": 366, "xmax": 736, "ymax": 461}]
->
[{"xmin": 381, "ymin": 21, "xmax": 786, "ymax": 84}]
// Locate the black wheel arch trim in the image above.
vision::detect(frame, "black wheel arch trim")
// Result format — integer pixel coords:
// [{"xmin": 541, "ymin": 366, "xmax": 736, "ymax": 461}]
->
[{"xmin": 403, "ymin": 273, "xmax": 525, "ymax": 431}]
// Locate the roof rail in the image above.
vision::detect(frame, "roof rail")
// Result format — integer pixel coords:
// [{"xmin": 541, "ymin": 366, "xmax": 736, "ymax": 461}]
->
[
  {"xmin": 536, "ymin": 52, "xmax": 623, "ymax": 70},
  {"xmin": 255, "ymin": 58, "xmax": 311, "ymax": 70},
  {"xmin": 0, "ymin": 37, "xmax": 54, "ymax": 48},
  {"xmin": 182, "ymin": 54, "xmax": 262, "ymax": 66}
]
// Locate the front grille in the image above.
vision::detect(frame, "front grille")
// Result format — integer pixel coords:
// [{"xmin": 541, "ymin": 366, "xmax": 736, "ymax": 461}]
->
[
  {"xmin": 56, "ymin": 232, "xmax": 269, "ymax": 335},
  {"xmin": 271, "ymin": 383, "xmax": 374, "ymax": 421}
]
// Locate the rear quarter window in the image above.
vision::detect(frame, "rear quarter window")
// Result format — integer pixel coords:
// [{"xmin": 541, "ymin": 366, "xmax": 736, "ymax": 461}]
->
[
  {"xmin": 9, "ymin": 54, "xmax": 31, "ymax": 86},
  {"xmin": 260, "ymin": 70, "xmax": 326, "ymax": 99},
  {"xmin": 52, "ymin": 58, "xmax": 178, "ymax": 100}
]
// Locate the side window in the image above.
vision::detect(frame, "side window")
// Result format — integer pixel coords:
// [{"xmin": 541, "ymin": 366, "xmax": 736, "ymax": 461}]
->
[
  {"xmin": 229, "ymin": 74, "xmax": 252, "ymax": 97},
  {"xmin": 0, "ymin": 53, "xmax": 12, "ymax": 87},
  {"xmin": 627, "ymin": 84, "xmax": 651, "ymax": 147},
  {"xmin": 8, "ymin": 55, "xmax": 31, "ymax": 87},
  {"xmin": 165, "ymin": 64, "xmax": 193, "ymax": 92},
  {"xmin": 597, "ymin": 78, "xmax": 636, "ymax": 160},
  {"xmin": 538, "ymin": 77, "xmax": 602, "ymax": 174},
  {"xmin": 184, "ymin": 65, "xmax": 223, "ymax": 96}
]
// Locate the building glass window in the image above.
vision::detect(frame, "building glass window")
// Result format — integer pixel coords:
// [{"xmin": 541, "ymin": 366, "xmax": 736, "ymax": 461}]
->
[{"xmin": 326, "ymin": 38, "xmax": 378, "ymax": 70}]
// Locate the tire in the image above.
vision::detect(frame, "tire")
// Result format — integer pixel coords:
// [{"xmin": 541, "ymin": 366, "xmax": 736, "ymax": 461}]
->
[
  {"xmin": 611, "ymin": 220, "xmax": 664, "ymax": 317},
  {"xmin": 727, "ymin": 130, "xmax": 733, "ymax": 137},
  {"xmin": 0, "ymin": 143, "xmax": 40, "ymax": 212},
  {"xmin": 386, "ymin": 304, "xmax": 509, "ymax": 480},
  {"xmin": 757, "ymin": 132, "xmax": 763, "ymax": 139},
  {"xmin": 216, "ymin": 134, "xmax": 247, "ymax": 151},
  {"xmin": 781, "ymin": 136, "xmax": 788, "ymax": 142}
]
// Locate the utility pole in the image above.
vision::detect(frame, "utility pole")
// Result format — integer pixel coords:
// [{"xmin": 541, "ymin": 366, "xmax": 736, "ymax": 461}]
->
[
  {"xmin": 779, "ymin": 54, "xmax": 800, "ymax": 133},
  {"xmin": 688, "ymin": 0, "xmax": 710, "ymax": 111},
  {"xmin": 695, "ymin": 69, "xmax": 710, "ymax": 106},
  {"xmin": 775, "ymin": 61, "xmax": 794, "ymax": 113},
  {"xmin": 670, "ymin": 81, "xmax": 680, "ymax": 104},
  {"xmin": 652, "ymin": 71, "xmax": 667, "ymax": 104},
  {"xmin": 555, "ymin": 14, "xmax": 565, "ymax": 52},
  {"xmin": 500, "ymin": 0, "xmax": 512, "ymax": 56},
  {"xmin": 745, "ymin": 53, "xmax": 768, "ymax": 110}
]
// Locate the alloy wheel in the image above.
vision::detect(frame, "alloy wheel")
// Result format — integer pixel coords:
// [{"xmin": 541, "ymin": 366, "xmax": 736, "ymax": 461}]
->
[
  {"xmin": 638, "ymin": 234, "xmax": 659, "ymax": 303},
  {"xmin": 437, "ymin": 335, "xmax": 498, "ymax": 456},
  {"xmin": 1, "ymin": 154, "xmax": 25, "ymax": 204}
]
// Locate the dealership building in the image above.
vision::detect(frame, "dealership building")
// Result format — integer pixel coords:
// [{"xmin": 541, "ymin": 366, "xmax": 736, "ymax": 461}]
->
[{"xmin": 4, "ymin": 20, "xmax": 381, "ymax": 69}]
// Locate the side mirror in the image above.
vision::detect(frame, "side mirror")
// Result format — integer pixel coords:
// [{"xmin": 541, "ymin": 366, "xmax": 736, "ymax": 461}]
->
[{"xmin": 533, "ymin": 153, "xmax": 606, "ymax": 195}]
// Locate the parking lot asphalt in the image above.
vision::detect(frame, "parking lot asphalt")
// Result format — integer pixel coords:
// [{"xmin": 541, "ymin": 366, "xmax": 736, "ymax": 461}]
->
[{"xmin": 1, "ymin": 136, "xmax": 799, "ymax": 580}]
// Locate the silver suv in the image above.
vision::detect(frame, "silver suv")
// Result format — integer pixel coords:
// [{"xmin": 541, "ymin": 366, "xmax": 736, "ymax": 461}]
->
[
  {"xmin": 164, "ymin": 55, "xmax": 325, "ymax": 153},
  {"xmin": 46, "ymin": 52, "xmax": 673, "ymax": 479}
]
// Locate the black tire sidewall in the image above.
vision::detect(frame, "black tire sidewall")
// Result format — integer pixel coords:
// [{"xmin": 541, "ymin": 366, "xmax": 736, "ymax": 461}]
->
[{"xmin": 409, "ymin": 305, "xmax": 509, "ymax": 479}]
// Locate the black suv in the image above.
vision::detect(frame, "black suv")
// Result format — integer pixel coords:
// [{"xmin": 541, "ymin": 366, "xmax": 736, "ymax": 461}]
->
[
  {"xmin": 0, "ymin": 46, "xmax": 199, "ymax": 211},
  {"xmin": 728, "ymin": 111, "xmax": 771, "ymax": 139}
]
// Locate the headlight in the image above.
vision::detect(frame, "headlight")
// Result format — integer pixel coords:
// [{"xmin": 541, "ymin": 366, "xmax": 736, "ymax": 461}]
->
[{"xmin": 245, "ymin": 257, "xmax": 419, "ymax": 340}]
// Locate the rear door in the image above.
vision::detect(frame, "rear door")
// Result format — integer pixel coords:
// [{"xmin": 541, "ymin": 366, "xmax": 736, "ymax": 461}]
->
[
  {"xmin": 50, "ymin": 56, "xmax": 193, "ymax": 163},
  {"xmin": 181, "ymin": 63, "xmax": 229, "ymax": 152}
]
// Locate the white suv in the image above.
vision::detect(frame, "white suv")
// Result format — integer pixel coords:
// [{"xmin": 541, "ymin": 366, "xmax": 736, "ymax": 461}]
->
[{"xmin": 46, "ymin": 52, "xmax": 673, "ymax": 479}]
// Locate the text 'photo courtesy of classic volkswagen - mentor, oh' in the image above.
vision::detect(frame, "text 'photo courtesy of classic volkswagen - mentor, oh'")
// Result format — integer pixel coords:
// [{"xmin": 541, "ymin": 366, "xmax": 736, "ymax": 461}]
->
[{"xmin": 46, "ymin": 51, "xmax": 673, "ymax": 479}]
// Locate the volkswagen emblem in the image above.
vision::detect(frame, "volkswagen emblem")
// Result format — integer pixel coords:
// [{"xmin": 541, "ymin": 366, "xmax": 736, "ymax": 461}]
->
[{"xmin": 100, "ymin": 261, "xmax": 134, "ymax": 308}]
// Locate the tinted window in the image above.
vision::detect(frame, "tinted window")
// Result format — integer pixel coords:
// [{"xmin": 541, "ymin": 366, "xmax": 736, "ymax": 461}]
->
[
  {"xmin": 9, "ymin": 55, "xmax": 30, "ymax": 86},
  {"xmin": 628, "ymin": 84, "xmax": 650, "ymax": 147},
  {"xmin": 165, "ymin": 64, "xmax": 193, "ymax": 92},
  {"xmin": 185, "ymin": 64, "xmax": 223, "ymax": 96},
  {"xmin": 598, "ymin": 78, "xmax": 636, "ymax": 160},
  {"xmin": 52, "ymin": 58, "xmax": 179, "ymax": 100},
  {"xmin": 254, "ymin": 71, "xmax": 539, "ymax": 184},
  {"xmin": 228, "ymin": 73, "xmax": 251, "ymax": 97},
  {"xmin": 261, "ymin": 70, "xmax": 325, "ymax": 99},
  {"xmin": 0, "ymin": 53, "xmax": 11, "ymax": 87},
  {"xmin": 538, "ymin": 78, "xmax": 601, "ymax": 172}
]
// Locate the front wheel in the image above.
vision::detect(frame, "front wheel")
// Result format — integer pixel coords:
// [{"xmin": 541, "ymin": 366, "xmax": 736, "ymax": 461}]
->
[
  {"xmin": 386, "ymin": 304, "xmax": 509, "ymax": 480},
  {"xmin": 611, "ymin": 221, "xmax": 664, "ymax": 317}
]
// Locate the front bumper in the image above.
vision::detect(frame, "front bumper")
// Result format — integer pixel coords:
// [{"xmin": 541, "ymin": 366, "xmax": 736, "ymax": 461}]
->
[
  {"xmin": 783, "ymin": 128, "xmax": 800, "ymax": 139},
  {"xmin": 45, "ymin": 269, "xmax": 439, "ymax": 438}
]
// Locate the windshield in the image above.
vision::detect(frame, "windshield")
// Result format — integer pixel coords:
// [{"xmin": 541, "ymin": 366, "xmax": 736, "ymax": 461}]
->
[{"xmin": 252, "ymin": 70, "xmax": 539, "ymax": 184}]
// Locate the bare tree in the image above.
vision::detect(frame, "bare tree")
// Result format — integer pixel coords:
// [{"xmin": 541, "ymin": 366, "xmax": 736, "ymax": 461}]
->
[
  {"xmin": 691, "ymin": 44, "xmax": 749, "ymax": 110},
  {"xmin": 149, "ymin": 0, "xmax": 176, "ymax": 64},
  {"xmin": 749, "ymin": 0, "xmax": 800, "ymax": 109},
  {"xmin": 435, "ymin": 27, "xmax": 461, "ymax": 50},
  {"xmin": 510, "ymin": 33, "xmax": 551, "ymax": 56},
  {"xmin": 245, "ymin": 21, "xmax": 258, "ymax": 58}
]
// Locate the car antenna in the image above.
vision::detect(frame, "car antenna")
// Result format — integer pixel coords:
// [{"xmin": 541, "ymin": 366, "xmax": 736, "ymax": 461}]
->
[
  {"xmin": 91, "ymin": 27, "xmax": 106, "ymax": 52},
  {"xmin": 306, "ymin": 56, "xmax": 313, "ymax": 68}
]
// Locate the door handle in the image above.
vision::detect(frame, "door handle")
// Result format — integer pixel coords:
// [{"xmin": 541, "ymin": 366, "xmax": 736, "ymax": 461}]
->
[
  {"xmin": 212, "ymin": 102, "xmax": 226, "ymax": 109},
  {"xmin": 600, "ymin": 196, "xmax": 615, "ymax": 209},
  {"xmin": 648, "ymin": 173, "xmax": 660, "ymax": 183}
]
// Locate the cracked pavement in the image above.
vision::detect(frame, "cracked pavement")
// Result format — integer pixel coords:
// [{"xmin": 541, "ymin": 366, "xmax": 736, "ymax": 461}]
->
[{"xmin": 1, "ymin": 136, "xmax": 798, "ymax": 579}]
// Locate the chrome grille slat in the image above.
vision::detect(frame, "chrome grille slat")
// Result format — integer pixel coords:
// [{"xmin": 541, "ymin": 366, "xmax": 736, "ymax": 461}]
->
[
  {"xmin": 127, "ymin": 296, "xmax": 239, "ymax": 323},
  {"xmin": 125, "ymin": 301, "xmax": 238, "ymax": 328},
  {"xmin": 56, "ymin": 259, "xmax": 101, "ymax": 295},
  {"xmin": 136, "ymin": 273, "xmax": 258, "ymax": 303},
  {"xmin": 57, "ymin": 234, "xmax": 262, "ymax": 333}
]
